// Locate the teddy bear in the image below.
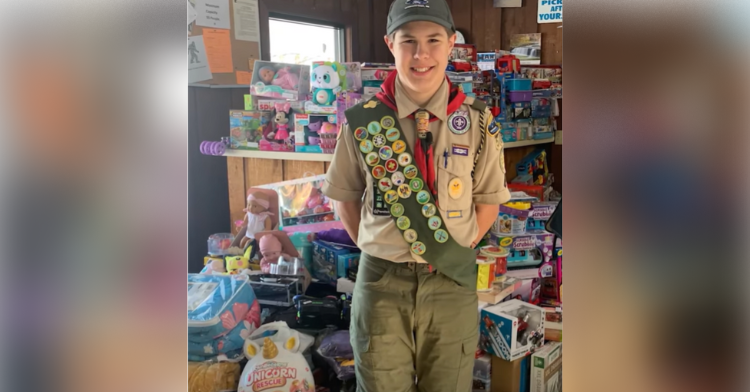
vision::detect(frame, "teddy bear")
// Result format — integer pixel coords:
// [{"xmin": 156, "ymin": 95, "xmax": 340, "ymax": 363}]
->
[{"xmin": 239, "ymin": 192, "xmax": 274, "ymax": 248}]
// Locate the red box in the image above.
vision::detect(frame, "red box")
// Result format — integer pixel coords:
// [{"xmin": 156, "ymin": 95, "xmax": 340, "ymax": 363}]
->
[{"xmin": 508, "ymin": 183, "xmax": 545, "ymax": 201}]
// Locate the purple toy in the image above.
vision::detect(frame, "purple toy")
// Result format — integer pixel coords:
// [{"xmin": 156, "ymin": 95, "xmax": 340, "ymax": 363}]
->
[
  {"xmin": 200, "ymin": 141, "xmax": 226, "ymax": 156},
  {"xmin": 316, "ymin": 228, "xmax": 358, "ymax": 249}
]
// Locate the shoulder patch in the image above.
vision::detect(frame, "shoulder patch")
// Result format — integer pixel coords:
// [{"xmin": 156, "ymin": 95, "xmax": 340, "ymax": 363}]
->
[
  {"xmin": 469, "ymin": 98, "xmax": 487, "ymax": 112},
  {"xmin": 487, "ymin": 120, "xmax": 500, "ymax": 137}
]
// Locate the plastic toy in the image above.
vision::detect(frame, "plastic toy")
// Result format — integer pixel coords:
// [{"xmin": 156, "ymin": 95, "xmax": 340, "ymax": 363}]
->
[
  {"xmin": 238, "ymin": 325, "xmax": 315, "ymax": 392},
  {"xmin": 311, "ymin": 61, "xmax": 346, "ymax": 106},
  {"xmin": 272, "ymin": 102, "xmax": 291, "ymax": 141},
  {"xmin": 239, "ymin": 192, "xmax": 274, "ymax": 248},
  {"xmin": 208, "ymin": 233, "xmax": 235, "ymax": 256},
  {"xmin": 258, "ymin": 234, "xmax": 290, "ymax": 273},
  {"xmin": 200, "ymin": 140, "xmax": 226, "ymax": 156}
]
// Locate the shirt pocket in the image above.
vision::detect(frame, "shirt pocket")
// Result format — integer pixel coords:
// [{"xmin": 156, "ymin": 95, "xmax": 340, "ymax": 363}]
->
[{"xmin": 437, "ymin": 159, "xmax": 473, "ymax": 212}]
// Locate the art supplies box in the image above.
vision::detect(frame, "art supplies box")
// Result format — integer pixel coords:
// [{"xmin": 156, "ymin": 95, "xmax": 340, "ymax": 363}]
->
[{"xmin": 530, "ymin": 342, "xmax": 562, "ymax": 392}]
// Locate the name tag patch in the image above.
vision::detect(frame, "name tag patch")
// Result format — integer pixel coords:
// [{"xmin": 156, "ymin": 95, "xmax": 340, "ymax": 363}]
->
[
  {"xmin": 452, "ymin": 144, "xmax": 470, "ymax": 156},
  {"xmin": 447, "ymin": 210, "xmax": 463, "ymax": 219}
]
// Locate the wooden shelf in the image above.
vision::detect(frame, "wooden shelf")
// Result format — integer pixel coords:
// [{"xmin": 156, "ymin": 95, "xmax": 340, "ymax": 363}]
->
[
  {"xmin": 504, "ymin": 137, "xmax": 555, "ymax": 149},
  {"xmin": 223, "ymin": 149, "xmax": 334, "ymax": 162}
]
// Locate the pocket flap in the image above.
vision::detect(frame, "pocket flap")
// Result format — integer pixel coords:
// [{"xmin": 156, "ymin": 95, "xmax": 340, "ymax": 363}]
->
[
  {"xmin": 353, "ymin": 336, "xmax": 371, "ymax": 353},
  {"xmin": 462, "ymin": 336, "xmax": 478, "ymax": 355}
]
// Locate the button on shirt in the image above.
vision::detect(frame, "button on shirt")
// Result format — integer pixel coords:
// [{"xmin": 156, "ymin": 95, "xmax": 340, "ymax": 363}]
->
[{"xmin": 323, "ymin": 78, "xmax": 511, "ymax": 263}]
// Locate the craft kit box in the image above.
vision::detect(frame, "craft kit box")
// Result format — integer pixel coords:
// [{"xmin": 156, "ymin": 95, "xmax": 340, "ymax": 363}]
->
[
  {"xmin": 250, "ymin": 61, "xmax": 310, "ymax": 100},
  {"xmin": 229, "ymin": 110, "xmax": 273, "ymax": 150},
  {"xmin": 530, "ymin": 342, "xmax": 562, "ymax": 392},
  {"xmin": 480, "ymin": 299, "xmax": 545, "ymax": 361}
]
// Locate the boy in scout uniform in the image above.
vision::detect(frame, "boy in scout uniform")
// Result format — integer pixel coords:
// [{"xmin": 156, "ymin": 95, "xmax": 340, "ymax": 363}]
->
[{"xmin": 322, "ymin": 0, "xmax": 510, "ymax": 390}]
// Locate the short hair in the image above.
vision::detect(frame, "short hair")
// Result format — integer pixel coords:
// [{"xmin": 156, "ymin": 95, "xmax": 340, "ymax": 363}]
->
[{"xmin": 387, "ymin": 27, "xmax": 454, "ymax": 42}]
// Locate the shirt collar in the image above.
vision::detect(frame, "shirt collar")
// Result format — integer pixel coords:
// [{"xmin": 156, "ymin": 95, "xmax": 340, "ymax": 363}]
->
[{"xmin": 394, "ymin": 77, "xmax": 450, "ymax": 122}]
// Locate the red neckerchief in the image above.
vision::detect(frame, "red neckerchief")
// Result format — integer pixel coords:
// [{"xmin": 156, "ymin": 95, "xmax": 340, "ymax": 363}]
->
[{"xmin": 375, "ymin": 70, "xmax": 466, "ymax": 197}]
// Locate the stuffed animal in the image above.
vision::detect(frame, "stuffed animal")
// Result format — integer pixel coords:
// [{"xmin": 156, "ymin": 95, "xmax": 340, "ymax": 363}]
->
[
  {"xmin": 240, "ymin": 192, "xmax": 274, "ymax": 248},
  {"xmin": 258, "ymin": 234, "xmax": 290, "ymax": 273},
  {"xmin": 319, "ymin": 122, "xmax": 337, "ymax": 134},
  {"xmin": 311, "ymin": 63, "xmax": 343, "ymax": 106},
  {"xmin": 272, "ymin": 67, "xmax": 299, "ymax": 90}
]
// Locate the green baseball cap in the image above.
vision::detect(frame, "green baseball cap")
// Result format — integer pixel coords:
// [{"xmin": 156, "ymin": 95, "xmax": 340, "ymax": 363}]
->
[{"xmin": 387, "ymin": 0, "xmax": 455, "ymax": 36}]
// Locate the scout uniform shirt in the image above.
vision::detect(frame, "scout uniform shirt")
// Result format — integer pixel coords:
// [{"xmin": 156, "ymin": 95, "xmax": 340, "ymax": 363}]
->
[{"xmin": 323, "ymin": 76, "xmax": 511, "ymax": 263}]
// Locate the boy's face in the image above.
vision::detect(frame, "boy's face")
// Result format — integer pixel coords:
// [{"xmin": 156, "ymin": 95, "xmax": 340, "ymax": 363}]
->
[{"xmin": 385, "ymin": 21, "xmax": 456, "ymax": 94}]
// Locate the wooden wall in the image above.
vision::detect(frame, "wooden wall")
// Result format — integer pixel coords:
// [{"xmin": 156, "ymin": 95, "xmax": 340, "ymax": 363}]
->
[{"xmin": 188, "ymin": 0, "xmax": 563, "ymax": 259}]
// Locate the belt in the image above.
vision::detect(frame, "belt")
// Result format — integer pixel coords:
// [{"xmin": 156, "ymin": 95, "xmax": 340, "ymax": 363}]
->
[{"xmin": 401, "ymin": 262, "xmax": 437, "ymax": 274}]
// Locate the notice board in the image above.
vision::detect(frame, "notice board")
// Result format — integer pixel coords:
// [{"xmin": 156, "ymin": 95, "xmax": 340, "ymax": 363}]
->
[{"xmin": 188, "ymin": 0, "xmax": 262, "ymax": 86}]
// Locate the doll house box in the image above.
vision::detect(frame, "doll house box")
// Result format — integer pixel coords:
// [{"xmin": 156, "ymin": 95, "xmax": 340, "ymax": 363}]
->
[{"xmin": 257, "ymin": 174, "xmax": 342, "ymax": 233}]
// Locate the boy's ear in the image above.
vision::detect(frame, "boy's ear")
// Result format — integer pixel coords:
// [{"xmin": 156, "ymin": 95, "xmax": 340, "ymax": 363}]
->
[{"xmin": 384, "ymin": 35, "xmax": 395, "ymax": 54}]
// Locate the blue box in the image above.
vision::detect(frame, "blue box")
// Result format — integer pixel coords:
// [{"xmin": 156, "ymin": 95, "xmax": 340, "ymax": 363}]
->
[
  {"xmin": 531, "ymin": 89, "xmax": 553, "ymax": 98},
  {"xmin": 505, "ymin": 78, "xmax": 532, "ymax": 91},
  {"xmin": 312, "ymin": 240, "xmax": 351, "ymax": 284},
  {"xmin": 510, "ymin": 102, "xmax": 532, "ymax": 121},
  {"xmin": 531, "ymin": 98, "xmax": 552, "ymax": 118},
  {"xmin": 337, "ymin": 252, "xmax": 360, "ymax": 278},
  {"xmin": 479, "ymin": 300, "xmax": 545, "ymax": 361}
]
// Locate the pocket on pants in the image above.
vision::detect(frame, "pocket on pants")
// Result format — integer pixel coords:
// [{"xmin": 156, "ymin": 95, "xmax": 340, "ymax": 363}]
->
[
  {"xmin": 357, "ymin": 256, "xmax": 394, "ymax": 289},
  {"xmin": 455, "ymin": 335, "xmax": 479, "ymax": 392}
]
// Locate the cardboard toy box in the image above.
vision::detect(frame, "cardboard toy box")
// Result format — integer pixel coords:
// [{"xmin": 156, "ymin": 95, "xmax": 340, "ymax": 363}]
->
[
  {"xmin": 312, "ymin": 240, "xmax": 352, "ymax": 284},
  {"xmin": 473, "ymin": 353, "xmax": 492, "ymax": 392},
  {"xmin": 490, "ymin": 231, "xmax": 555, "ymax": 277},
  {"xmin": 479, "ymin": 299, "xmax": 545, "ymax": 361},
  {"xmin": 293, "ymin": 113, "xmax": 338, "ymax": 153},
  {"xmin": 229, "ymin": 110, "xmax": 273, "ymax": 150},
  {"xmin": 530, "ymin": 342, "xmax": 562, "ymax": 392},
  {"xmin": 490, "ymin": 355, "xmax": 530, "ymax": 392},
  {"xmin": 250, "ymin": 61, "xmax": 310, "ymax": 100}
]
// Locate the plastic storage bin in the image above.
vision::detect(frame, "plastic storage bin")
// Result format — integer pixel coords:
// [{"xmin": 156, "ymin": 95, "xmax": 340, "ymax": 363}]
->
[
  {"xmin": 505, "ymin": 78, "xmax": 532, "ymax": 91},
  {"xmin": 207, "ymin": 233, "xmax": 235, "ymax": 256},
  {"xmin": 507, "ymin": 91, "xmax": 533, "ymax": 102}
]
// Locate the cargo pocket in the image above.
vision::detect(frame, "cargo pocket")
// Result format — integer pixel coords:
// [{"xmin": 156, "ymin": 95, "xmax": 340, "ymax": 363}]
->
[
  {"xmin": 455, "ymin": 335, "xmax": 479, "ymax": 392},
  {"xmin": 437, "ymin": 165, "xmax": 473, "ymax": 213}
]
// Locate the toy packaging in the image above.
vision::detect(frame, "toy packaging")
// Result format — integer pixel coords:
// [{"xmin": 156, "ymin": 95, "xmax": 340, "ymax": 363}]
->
[
  {"xmin": 472, "ymin": 353, "xmax": 492, "ymax": 392},
  {"xmin": 342, "ymin": 62, "xmax": 362, "ymax": 92},
  {"xmin": 490, "ymin": 355, "xmax": 530, "ymax": 392},
  {"xmin": 531, "ymin": 98, "xmax": 552, "ymax": 118},
  {"xmin": 310, "ymin": 61, "xmax": 347, "ymax": 106},
  {"xmin": 530, "ymin": 342, "xmax": 562, "ymax": 392},
  {"xmin": 259, "ymin": 175, "xmax": 338, "ymax": 232},
  {"xmin": 257, "ymin": 99, "xmax": 304, "ymax": 113},
  {"xmin": 360, "ymin": 63, "xmax": 395, "ymax": 81},
  {"xmin": 493, "ymin": 204, "xmax": 531, "ymax": 236},
  {"xmin": 260, "ymin": 101, "xmax": 296, "ymax": 152},
  {"xmin": 336, "ymin": 92, "xmax": 363, "ymax": 125},
  {"xmin": 504, "ymin": 277, "xmax": 541, "ymax": 305},
  {"xmin": 520, "ymin": 65, "xmax": 562, "ymax": 97},
  {"xmin": 294, "ymin": 113, "xmax": 338, "ymax": 153},
  {"xmin": 312, "ymin": 240, "xmax": 356, "ymax": 284},
  {"xmin": 480, "ymin": 299, "xmax": 545, "ymax": 361},
  {"xmin": 188, "ymin": 361, "xmax": 241, "ymax": 392},
  {"xmin": 250, "ymin": 61, "xmax": 311, "ymax": 100},
  {"xmin": 515, "ymin": 148, "xmax": 549, "ymax": 186},
  {"xmin": 450, "ymin": 43, "xmax": 477, "ymax": 62},
  {"xmin": 229, "ymin": 110, "xmax": 273, "ymax": 150}
]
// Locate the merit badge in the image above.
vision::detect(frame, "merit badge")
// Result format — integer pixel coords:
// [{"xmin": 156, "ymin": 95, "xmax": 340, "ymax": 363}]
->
[
  {"xmin": 363, "ymin": 100, "xmax": 378, "ymax": 109},
  {"xmin": 384, "ymin": 190, "xmax": 399, "ymax": 204},
  {"xmin": 451, "ymin": 144, "xmax": 470, "ymax": 157},
  {"xmin": 427, "ymin": 216, "xmax": 442, "ymax": 230},
  {"xmin": 434, "ymin": 229, "xmax": 449, "ymax": 243},
  {"xmin": 380, "ymin": 116, "xmax": 396, "ymax": 129},
  {"xmin": 385, "ymin": 159, "xmax": 399, "ymax": 173},
  {"xmin": 391, "ymin": 172, "xmax": 406, "ymax": 186},
  {"xmin": 410, "ymin": 241, "xmax": 426, "ymax": 255},
  {"xmin": 392, "ymin": 140, "xmax": 406, "ymax": 154},
  {"xmin": 404, "ymin": 165, "xmax": 418, "ymax": 179},
  {"xmin": 398, "ymin": 153, "xmax": 412, "ymax": 166},
  {"xmin": 397, "ymin": 184, "xmax": 412, "ymax": 199},
  {"xmin": 422, "ymin": 203, "xmax": 436, "ymax": 218},
  {"xmin": 390, "ymin": 203, "xmax": 404, "ymax": 217},
  {"xmin": 403, "ymin": 229, "xmax": 418, "ymax": 243},
  {"xmin": 379, "ymin": 146, "xmax": 393, "ymax": 160},
  {"xmin": 360, "ymin": 139, "xmax": 373, "ymax": 153},
  {"xmin": 416, "ymin": 190, "xmax": 430, "ymax": 205},
  {"xmin": 448, "ymin": 110, "xmax": 470, "ymax": 135},
  {"xmin": 448, "ymin": 178, "xmax": 464, "ymax": 199},
  {"xmin": 397, "ymin": 216, "xmax": 411, "ymax": 230},
  {"xmin": 378, "ymin": 177, "xmax": 393, "ymax": 192},
  {"xmin": 368, "ymin": 121, "xmax": 382, "ymax": 135},
  {"xmin": 409, "ymin": 178, "xmax": 424, "ymax": 192},
  {"xmin": 386, "ymin": 128, "xmax": 400, "ymax": 142},
  {"xmin": 373, "ymin": 134, "xmax": 386, "ymax": 147},
  {"xmin": 354, "ymin": 127, "xmax": 368, "ymax": 141},
  {"xmin": 365, "ymin": 152, "xmax": 380, "ymax": 166},
  {"xmin": 372, "ymin": 165, "xmax": 386, "ymax": 179}
]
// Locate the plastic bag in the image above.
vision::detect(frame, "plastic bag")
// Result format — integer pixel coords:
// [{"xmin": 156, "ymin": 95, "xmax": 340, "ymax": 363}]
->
[
  {"xmin": 316, "ymin": 329, "xmax": 355, "ymax": 380},
  {"xmin": 188, "ymin": 361, "xmax": 241, "ymax": 392}
]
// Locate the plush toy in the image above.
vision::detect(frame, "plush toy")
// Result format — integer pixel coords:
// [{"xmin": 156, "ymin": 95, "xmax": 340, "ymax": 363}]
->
[
  {"xmin": 311, "ymin": 63, "xmax": 344, "ymax": 106},
  {"xmin": 272, "ymin": 66, "xmax": 299, "ymax": 90},
  {"xmin": 258, "ymin": 66, "xmax": 276, "ymax": 84},
  {"xmin": 273, "ymin": 102, "xmax": 291, "ymax": 141},
  {"xmin": 319, "ymin": 122, "xmax": 337, "ymax": 134},
  {"xmin": 258, "ymin": 234, "xmax": 290, "ymax": 273},
  {"xmin": 240, "ymin": 192, "xmax": 274, "ymax": 248}
]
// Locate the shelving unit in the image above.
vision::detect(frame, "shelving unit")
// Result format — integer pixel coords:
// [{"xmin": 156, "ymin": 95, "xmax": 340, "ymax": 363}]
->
[{"xmin": 503, "ymin": 137, "xmax": 555, "ymax": 149}]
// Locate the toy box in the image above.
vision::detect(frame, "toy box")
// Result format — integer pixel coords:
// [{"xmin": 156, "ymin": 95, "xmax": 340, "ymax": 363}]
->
[
  {"xmin": 516, "ymin": 148, "xmax": 549, "ymax": 186},
  {"xmin": 531, "ymin": 117, "xmax": 554, "ymax": 140},
  {"xmin": 520, "ymin": 65, "xmax": 562, "ymax": 98},
  {"xmin": 293, "ymin": 113, "xmax": 338, "ymax": 153},
  {"xmin": 259, "ymin": 175, "xmax": 338, "ymax": 233},
  {"xmin": 504, "ymin": 277, "xmax": 541, "ymax": 305},
  {"xmin": 509, "ymin": 101, "xmax": 532, "ymax": 120},
  {"xmin": 480, "ymin": 299, "xmax": 545, "ymax": 361},
  {"xmin": 490, "ymin": 355, "xmax": 530, "ymax": 392},
  {"xmin": 337, "ymin": 252, "xmax": 360, "ymax": 279},
  {"xmin": 310, "ymin": 61, "xmax": 347, "ymax": 106},
  {"xmin": 256, "ymin": 99, "xmax": 304, "ymax": 113},
  {"xmin": 342, "ymin": 62, "xmax": 362, "ymax": 92},
  {"xmin": 312, "ymin": 240, "xmax": 352, "ymax": 284},
  {"xmin": 250, "ymin": 61, "xmax": 310, "ymax": 100},
  {"xmin": 530, "ymin": 342, "xmax": 562, "ymax": 392},
  {"xmin": 229, "ymin": 110, "xmax": 273, "ymax": 150},
  {"xmin": 472, "ymin": 353, "xmax": 492, "ymax": 392},
  {"xmin": 361, "ymin": 63, "xmax": 395, "ymax": 81},
  {"xmin": 493, "ymin": 204, "xmax": 531, "ymax": 236},
  {"xmin": 531, "ymin": 98, "xmax": 551, "ymax": 118},
  {"xmin": 450, "ymin": 43, "xmax": 477, "ymax": 62},
  {"xmin": 304, "ymin": 101, "xmax": 338, "ymax": 115},
  {"xmin": 336, "ymin": 92, "xmax": 363, "ymax": 125},
  {"xmin": 490, "ymin": 230, "xmax": 554, "ymax": 275}
]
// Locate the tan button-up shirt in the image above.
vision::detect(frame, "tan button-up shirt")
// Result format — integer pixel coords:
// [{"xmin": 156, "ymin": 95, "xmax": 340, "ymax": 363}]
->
[{"xmin": 323, "ymin": 78, "xmax": 511, "ymax": 263}]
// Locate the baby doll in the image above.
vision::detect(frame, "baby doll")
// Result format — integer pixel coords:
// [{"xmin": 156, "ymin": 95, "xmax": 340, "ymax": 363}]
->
[
  {"xmin": 258, "ymin": 66, "xmax": 276, "ymax": 84},
  {"xmin": 240, "ymin": 192, "xmax": 274, "ymax": 249},
  {"xmin": 258, "ymin": 234, "xmax": 289, "ymax": 273},
  {"xmin": 273, "ymin": 102, "xmax": 290, "ymax": 141},
  {"xmin": 271, "ymin": 67, "xmax": 299, "ymax": 90}
]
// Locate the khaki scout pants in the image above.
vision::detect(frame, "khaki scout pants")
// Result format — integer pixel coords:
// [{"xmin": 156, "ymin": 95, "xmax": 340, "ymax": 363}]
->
[{"xmin": 350, "ymin": 253, "xmax": 479, "ymax": 392}]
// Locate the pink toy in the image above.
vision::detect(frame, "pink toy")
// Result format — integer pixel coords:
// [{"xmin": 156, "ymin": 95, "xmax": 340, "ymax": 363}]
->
[
  {"xmin": 259, "ymin": 235, "xmax": 290, "ymax": 273},
  {"xmin": 272, "ymin": 67, "xmax": 300, "ymax": 91},
  {"xmin": 319, "ymin": 122, "xmax": 337, "ymax": 134},
  {"xmin": 274, "ymin": 102, "xmax": 291, "ymax": 141}
]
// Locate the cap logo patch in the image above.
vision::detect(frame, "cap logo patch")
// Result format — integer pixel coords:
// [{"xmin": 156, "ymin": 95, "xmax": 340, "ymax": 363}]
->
[{"xmin": 405, "ymin": 0, "xmax": 429, "ymax": 9}]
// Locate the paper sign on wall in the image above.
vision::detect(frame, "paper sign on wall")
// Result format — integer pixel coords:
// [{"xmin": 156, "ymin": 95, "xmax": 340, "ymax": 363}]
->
[
  {"xmin": 196, "ymin": 0, "xmax": 231, "ymax": 30},
  {"xmin": 538, "ymin": 0, "xmax": 562, "ymax": 23},
  {"xmin": 188, "ymin": 1, "xmax": 197, "ymax": 25},
  {"xmin": 188, "ymin": 36, "xmax": 212, "ymax": 83},
  {"xmin": 233, "ymin": 0, "xmax": 261, "ymax": 42},
  {"xmin": 236, "ymin": 71, "xmax": 252, "ymax": 85},
  {"xmin": 203, "ymin": 28, "xmax": 233, "ymax": 73}
]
